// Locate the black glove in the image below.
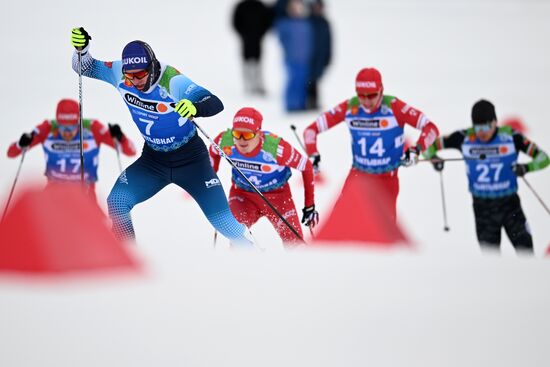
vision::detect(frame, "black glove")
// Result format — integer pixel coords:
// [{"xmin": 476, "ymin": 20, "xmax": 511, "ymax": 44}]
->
[
  {"xmin": 18, "ymin": 132, "xmax": 33, "ymax": 148},
  {"xmin": 301, "ymin": 205, "xmax": 319, "ymax": 228},
  {"xmin": 71, "ymin": 27, "xmax": 91, "ymax": 50},
  {"xmin": 108, "ymin": 123, "xmax": 124, "ymax": 141},
  {"xmin": 402, "ymin": 146, "xmax": 420, "ymax": 167},
  {"xmin": 310, "ymin": 153, "xmax": 321, "ymax": 174},
  {"xmin": 432, "ymin": 156, "xmax": 444, "ymax": 172},
  {"xmin": 512, "ymin": 163, "xmax": 528, "ymax": 177}
]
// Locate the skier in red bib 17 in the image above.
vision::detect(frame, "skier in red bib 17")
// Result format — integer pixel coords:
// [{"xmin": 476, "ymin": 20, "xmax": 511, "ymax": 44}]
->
[
  {"xmin": 6, "ymin": 98, "xmax": 136, "ymax": 201},
  {"xmin": 302, "ymin": 67, "xmax": 440, "ymax": 223},
  {"xmin": 209, "ymin": 107, "xmax": 319, "ymax": 245}
]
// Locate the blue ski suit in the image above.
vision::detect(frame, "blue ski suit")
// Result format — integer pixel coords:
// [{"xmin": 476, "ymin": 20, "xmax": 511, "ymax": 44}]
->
[{"xmin": 72, "ymin": 47, "xmax": 251, "ymax": 245}]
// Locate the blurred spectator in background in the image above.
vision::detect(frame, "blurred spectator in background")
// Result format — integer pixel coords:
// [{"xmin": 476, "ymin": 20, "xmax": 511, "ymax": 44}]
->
[
  {"xmin": 232, "ymin": 0, "xmax": 274, "ymax": 96},
  {"xmin": 275, "ymin": 0, "xmax": 313, "ymax": 112},
  {"xmin": 274, "ymin": 0, "xmax": 289, "ymax": 18},
  {"xmin": 306, "ymin": 0, "xmax": 332, "ymax": 110}
]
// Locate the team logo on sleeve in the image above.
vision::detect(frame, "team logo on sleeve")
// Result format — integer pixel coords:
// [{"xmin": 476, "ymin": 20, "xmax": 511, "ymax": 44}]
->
[
  {"xmin": 104, "ymin": 61, "xmax": 113, "ymax": 68},
  {"xmin": 331, "ymin": 105, "xmax": 344, "ymax": 115},
  {"xmin": 262, "ymin": 152, "xmax": 277, "ymax": 163},
  {"xmin": 159, "ymin": 86, "xmax": 169, "ymax": 99},
  {"xmin": 304, "ymin": 129, "xmax": 316, "ymax": 144}
]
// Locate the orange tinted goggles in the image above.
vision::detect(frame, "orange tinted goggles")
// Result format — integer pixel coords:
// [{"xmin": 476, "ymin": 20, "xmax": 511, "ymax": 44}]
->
[
  {"xmin": 232, "ymin": 130, "xmax": 257, "ymax": 140},
  {"xmin": 124, "ymin": 70, "xmax": 149, "ymax": 80}
]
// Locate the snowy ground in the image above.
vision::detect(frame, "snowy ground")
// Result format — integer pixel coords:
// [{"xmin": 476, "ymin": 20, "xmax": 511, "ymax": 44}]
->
[{"xmin": 1, "ymin": 0, "xmax": 550, "ymax": 366}]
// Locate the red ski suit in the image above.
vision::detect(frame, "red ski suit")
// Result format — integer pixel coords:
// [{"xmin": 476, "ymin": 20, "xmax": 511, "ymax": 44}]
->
[
  {"xmin": 303, "ymin": 95, "xmax": 439, "ymax": 222},
  {"xmin": 210, "ymin": 131, "xmax": 314, "ymax": 244},
  {"xmin": 7, "ymin": 119, "xmax": 136, "ymax": 201}
]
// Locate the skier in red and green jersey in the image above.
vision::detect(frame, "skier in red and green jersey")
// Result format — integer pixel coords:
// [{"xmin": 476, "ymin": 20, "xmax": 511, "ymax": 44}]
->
[
  {"xmin": 210, "ymin": 107, "xmax": 318, "ymax": 245},
  {"xmin": 302, "ymin": 67, "xmax": 440, "ymax": 222}
]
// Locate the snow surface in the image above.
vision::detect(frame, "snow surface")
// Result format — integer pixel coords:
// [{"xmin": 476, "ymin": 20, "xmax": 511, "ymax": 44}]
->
[{"xmin": 1, "ymin": 0, "xmax": 550, "ymax": 366}]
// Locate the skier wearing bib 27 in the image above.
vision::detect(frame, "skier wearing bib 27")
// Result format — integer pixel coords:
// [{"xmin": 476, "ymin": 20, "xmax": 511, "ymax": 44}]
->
[
  {"xmin": 7, "ymin": 98, "xmax": 136, "ymax": 201},
  {"xmin": 209, "ymin": 107, "xmax": 319, "ymax": 245},
  {"xmin": 302, "ymin": 67, "xmax": 440, "ymax": 223},
  {"xmin": 423, "ymin": 100, "xmax": 549, "ymax": 254},
  {"xmin": 70, "ymin": 28, "xmax": 253, "ymax": 245}
]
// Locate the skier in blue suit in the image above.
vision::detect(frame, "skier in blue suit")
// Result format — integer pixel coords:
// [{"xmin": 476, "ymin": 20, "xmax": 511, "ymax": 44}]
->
[{"xmin": 70, "ymin": 27, "xmax": 253, "ymax": 246}]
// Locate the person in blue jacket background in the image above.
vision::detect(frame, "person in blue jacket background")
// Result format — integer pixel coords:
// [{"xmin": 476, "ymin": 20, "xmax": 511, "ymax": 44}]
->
[{"xmin": 275, "ymin": 0, "xmax": 313, "ymax": 112}]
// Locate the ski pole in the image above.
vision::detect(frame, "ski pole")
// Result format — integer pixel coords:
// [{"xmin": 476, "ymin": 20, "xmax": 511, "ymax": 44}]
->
[
  {"xmin": 290, "ymin": 124, "xmax": 324, "ymax": 180},
  {"xmin": 438, "ymin": 171, "xmax": 450, "ymax": 231},
  {"xmin": 291, "ymin": 125, "xmax": 320, "ymax": 236},
  {"xmin": 77, "ymin": 50, "xmax": 85, "ymax": 184},
  {"xmin": 114, "ymin": 140, "xmax": 123, "ymax": 174},
  {"xmin": 1, "ymin": 149, "xmax": 27, "ymax": 223},
  {"xmin": 521, "ymin": 176, "xmax": 550, "ymax": 216},
  {"xmin": 290, "ymin": 124, "xmax": 307, "ymax": 151},
  {"xmin": 192, "ymin": 120, "xmax": 305, "ymax": 243},
  {"xmin": 418, "ymin": 154, "xmax": 487, "ymax": 164}
]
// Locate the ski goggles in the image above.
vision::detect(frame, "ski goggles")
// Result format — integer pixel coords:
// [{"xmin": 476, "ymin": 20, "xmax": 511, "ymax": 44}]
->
[
  {"xmin": 58, "ymin": 124, "xmax": 78, "ymax": 133},
  {"xmin": 232, "ymin": 130, "xmax": 257, "ymax": 140},
  {"xmin": 474, "ymin": 123, "xmax": 493, "ymax": 133},
  {"xmin": 358, "ymin": 92, "xmax": 380, "ymax": 100},
  {"xmin": 124, "ymin": 70, "xmax": 149, "ymax": 80}
]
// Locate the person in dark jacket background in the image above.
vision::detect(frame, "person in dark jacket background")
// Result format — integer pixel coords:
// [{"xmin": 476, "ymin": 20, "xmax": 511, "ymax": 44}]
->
[
  {"xmin": 273, "ymin": 0, "xmax": 289, "ymax": 18},
  {"xmin": 306, "ymin": 0, "xmax": 332, "ymax": 110},
  {"xmin": 232, "ymin": 0, "xmax": 274, "ymax": 96}
]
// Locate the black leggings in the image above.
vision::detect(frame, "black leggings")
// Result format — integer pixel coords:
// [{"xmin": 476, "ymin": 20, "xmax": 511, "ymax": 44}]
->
[
  {"xmin": 241, "ymin": 37, "xmax": 262, "ymax": 60},
  {"xmin": 472, "ymin": 193, "xmax": 533, "ymax": 252}
]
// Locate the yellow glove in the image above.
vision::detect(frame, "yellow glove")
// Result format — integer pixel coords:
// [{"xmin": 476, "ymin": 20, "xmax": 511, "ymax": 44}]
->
[
  {"xmin": 174, "ymin": 99, "xmax": 197, "ymax": 119},
  {"xmin": 71, "ymin": 27, "xmax": 91, "ymax": 50}
]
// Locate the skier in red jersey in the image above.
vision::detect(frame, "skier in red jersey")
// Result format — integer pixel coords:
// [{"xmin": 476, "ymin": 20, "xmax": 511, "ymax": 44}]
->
[
  {"xmin": 210, "ymin": 107, "xmax": 318, "ymax": 245},
  {"xmin": 302, "ymin": 67, "xmax": 440, "ymax": 222},
  {"xmin": 7, "ymin": 99, "xmax": 136, "ymax": 201}
]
